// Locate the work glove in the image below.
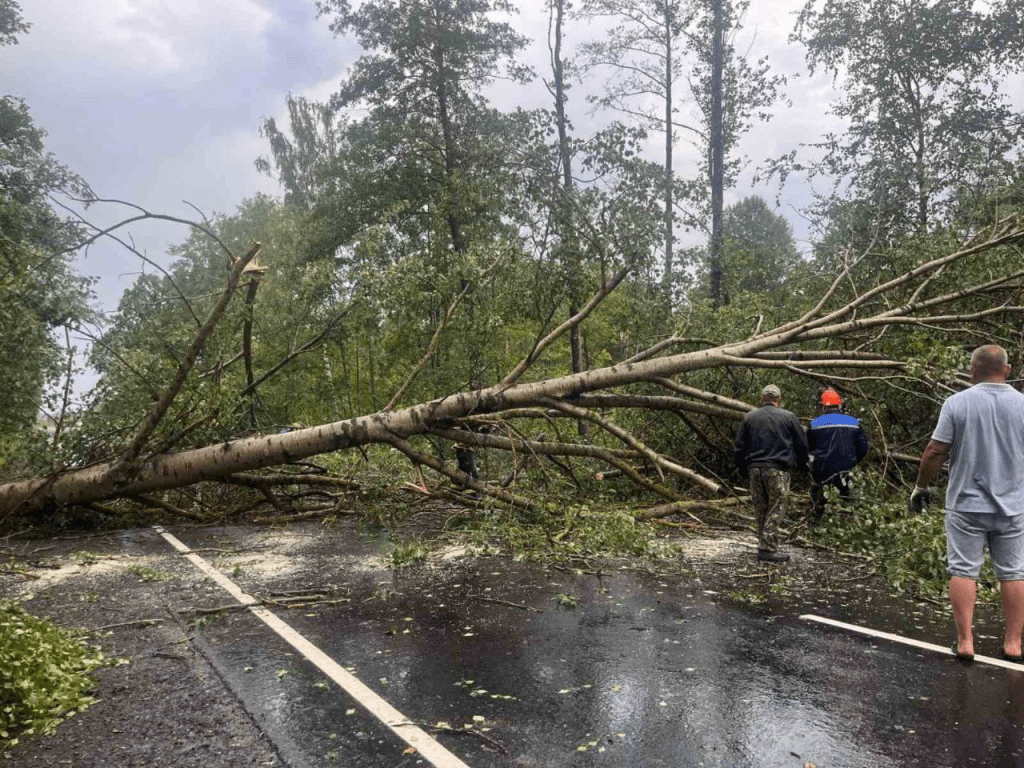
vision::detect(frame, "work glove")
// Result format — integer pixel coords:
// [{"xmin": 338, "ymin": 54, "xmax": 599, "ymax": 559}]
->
[{"xmin": 909, "ymin": 486, "xmax": 932, "ymax": 515}]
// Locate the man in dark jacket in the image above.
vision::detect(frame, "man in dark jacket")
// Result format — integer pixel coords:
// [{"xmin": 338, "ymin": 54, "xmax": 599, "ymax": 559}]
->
[
  {"xmin": 807, "ymin": 388, "xmax": 869, "ymax": 523},
  {"xmin": 733, "ymin": 384, "xmax": 809, "ymax": 563}
]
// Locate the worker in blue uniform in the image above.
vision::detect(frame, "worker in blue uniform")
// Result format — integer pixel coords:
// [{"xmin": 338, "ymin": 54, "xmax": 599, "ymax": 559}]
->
[{"xmin": 807, "ymin": 388, "xmax": 869, "ymax": 523}]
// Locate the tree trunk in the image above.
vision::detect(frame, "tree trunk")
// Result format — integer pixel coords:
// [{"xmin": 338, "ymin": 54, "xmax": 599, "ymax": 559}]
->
[
  {"xmin": 709, "ymin": 0, "xmax": 725, "ymax": 308},
  {"xmin": 3, "ymin": 220, "xmax": 1023, "ymax": 517},
  {"xmin": 552, "ymin": 0, "xmax": 588, "ymax": 436}
]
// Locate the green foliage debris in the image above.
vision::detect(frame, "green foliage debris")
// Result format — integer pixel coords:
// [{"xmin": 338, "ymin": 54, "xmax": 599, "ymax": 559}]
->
[
  {"xmin": 0, "ymin": 600, "xmax": 112, "ymax": 751},
  {"xmin": 811, "ymin": 499, "xmax": 959, "ymax": 601},
  {"xmin": 125, "ymin": 564, "xmax": 170, "ymax": 582},
  {"xmin": 462, "ymin": 503, "xmax": 680, "ymax": 565},
  {"xmin": 388, "ymin": 537, "xmax": 429, "ymax": 569}
]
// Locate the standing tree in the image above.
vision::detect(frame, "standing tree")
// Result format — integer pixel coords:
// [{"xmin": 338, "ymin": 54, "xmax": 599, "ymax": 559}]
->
[
  {"xmin": 576, "ymin": 0, "xmax": 696, "ymax": 295},
  {"xmin": 577, "ymin": 0, "xmax": 785, "ymax": 306},
  {"xmin": 685, "ymin": 0, "xmax": 786, "ymax": 307},
  {"xmin": 708, "ymin": 0, "xmax": 724, "ymax": 307},
  {"xmin": 546, "ymin": 0, "xmax": 587, "ymax": 431},
  {"xmin": 689, "ymin": 196, "xmax": 802, "ymax": 304},
  {"xmin": 789, "ymin": 0, "xmax": 1024, "ymax": 239},
  {"xmin": 0, "ymin": 2, "xmax": 93, "ymax": 467},
  {"xmin": 313, "ymin": 0, "xmax": 532, "ymax": 257},
  {"xmin": 720, "ymin": 196, "xmax": 801, "ymax": 299},
  {"xmin": 0, "ymin": 0, "xmax": 28, "ymax": 45}
]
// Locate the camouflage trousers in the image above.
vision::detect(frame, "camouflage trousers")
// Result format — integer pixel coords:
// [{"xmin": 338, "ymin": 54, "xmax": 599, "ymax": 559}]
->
[{"xmin": 749, "ymin": 467, "xmax": 791, "ymax": 553}]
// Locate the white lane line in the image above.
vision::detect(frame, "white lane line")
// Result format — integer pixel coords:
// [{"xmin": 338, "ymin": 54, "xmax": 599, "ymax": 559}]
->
[
  {"xmin": 154, "ymin": 526, "xmax": 473, "ymax": 768},
  {"xmin": 801, "ymin": 614, "xmax": 1024, "ymax": 670}
]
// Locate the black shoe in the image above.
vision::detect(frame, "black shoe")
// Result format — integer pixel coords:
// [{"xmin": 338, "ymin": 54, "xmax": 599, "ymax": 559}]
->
[
  {"xmin": 1001, "ymin": 649, "xmax": 1024, "ymax": 663},
  {"xmin": 757, "ymin": 550, "xmax": 790, "ymax": 563}
]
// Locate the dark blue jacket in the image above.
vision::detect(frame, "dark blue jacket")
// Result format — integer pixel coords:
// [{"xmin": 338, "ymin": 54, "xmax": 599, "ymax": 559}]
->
[{"xmin": 807, "ymin": 412, "xmax": 869, "ymax": 482}]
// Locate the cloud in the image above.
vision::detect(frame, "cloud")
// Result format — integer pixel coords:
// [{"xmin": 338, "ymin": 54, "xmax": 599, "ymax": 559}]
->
[
  {"xmin": 9, "ymin": 0, "xmax": 1020, "ymax": 312},
  {"xmin": 17, "ymin": 0, "xmax": 274, "ymax": 80}
]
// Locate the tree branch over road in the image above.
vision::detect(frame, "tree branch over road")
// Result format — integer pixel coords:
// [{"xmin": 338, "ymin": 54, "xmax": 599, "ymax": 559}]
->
[{"xmin": 1, "ymin": 215, "xmax": 1022, "ymax": 518}]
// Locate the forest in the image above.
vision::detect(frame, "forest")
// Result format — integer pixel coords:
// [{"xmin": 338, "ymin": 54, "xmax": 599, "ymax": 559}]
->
[{"xmin": 2, "ymin": 0, "xmax": 1024, "ymax": 597}]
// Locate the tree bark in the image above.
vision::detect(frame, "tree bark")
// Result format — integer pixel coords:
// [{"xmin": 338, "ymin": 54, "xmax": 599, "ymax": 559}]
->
[
  {"xmin": 2, "ymin": 219, "xmax": 1023, "ymax": 517},
  {"xmin": 708, "ymin": 0, "xmax": 725, "ymax": 307}
]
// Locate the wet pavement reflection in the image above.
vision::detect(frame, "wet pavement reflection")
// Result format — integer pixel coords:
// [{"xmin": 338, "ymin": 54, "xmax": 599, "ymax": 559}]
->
[{"xmin": 169, "ymin": 525, "xmax": 1024, "ymax": 768}]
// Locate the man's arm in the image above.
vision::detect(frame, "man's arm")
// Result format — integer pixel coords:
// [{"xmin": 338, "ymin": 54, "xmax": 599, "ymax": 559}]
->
[
  {"xmin": 916, "ymin": 440, "xmax": 950, "ymax": 488},
  {"xmin": 910, "ymin": 439, "xmax": 950, "ymax": 514}
]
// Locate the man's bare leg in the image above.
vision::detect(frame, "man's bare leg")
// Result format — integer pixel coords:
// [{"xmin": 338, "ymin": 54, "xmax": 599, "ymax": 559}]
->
[
  {"xmin": 1000, "ymin": 579, "xmax": 1024, "ymax": 657},
  {"xmin": 949, "ymin": 576, "xmax": 977, "ymax": 656}
]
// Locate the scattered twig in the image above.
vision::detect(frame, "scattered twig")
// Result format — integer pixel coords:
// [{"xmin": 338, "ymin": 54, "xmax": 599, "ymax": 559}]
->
[
  {"xmin": 0, "ymin": 568, "xmax": 39, "ymax": 579},
  {"xmin": 250, "ymin": 508, "xmax": 353, "ymax": 525},
  {"xmin": 178, "ymin": 603, "xmax": 251, "ymax": 616},
  {"xmin": 151, "ymin": 651, "xmax": 189, "ymax": 662},
  {"xmin": 791, "ymin": 537, "xmax": 872, "ymax": 560},
  {"xmin": 86, "ymin": 618, "xmax": 162, "ymax": 632},
  {"xmin": 469, "ymin": 594, "xmax": 542, "ymax": 613},
  {"xmin": 131, "ymin": 494, "xmax": 210, "ymax": 522},
  {"xmin": 831, "ymin": 570, "xmax": 879, "ymax": 583},
  {"xmin": 176, "ymin": 591, "xmax": 346, "ymax": 615},
  {"xmin": 388, "ymin": 721, "xmax": 508, "ymax": 755}
]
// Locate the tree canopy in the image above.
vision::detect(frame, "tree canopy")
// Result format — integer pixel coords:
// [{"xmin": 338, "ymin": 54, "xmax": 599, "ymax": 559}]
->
[
  {"xmin": 3, "ymin": 0, "xmax": 1024, "ymax": 537},
  {"xmin": 0, "ymin": 8, "xmax": 92, "ymax": 468},
  {"xmin": 0, "ymin": 0, "xmax": 29, "ymax": 47},
  {"xmin": 788, "ymin": 0, "xmax": 1024, "ymax": 237}
]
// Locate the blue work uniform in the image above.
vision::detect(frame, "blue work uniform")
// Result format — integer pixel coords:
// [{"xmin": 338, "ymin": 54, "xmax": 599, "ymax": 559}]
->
[{"xmin": 807, "ymin": 411, "xmax": 868, "ymax": 519}]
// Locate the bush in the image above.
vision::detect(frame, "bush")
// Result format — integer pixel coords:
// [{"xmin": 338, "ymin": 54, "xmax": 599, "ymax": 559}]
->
[{"xmin": 0, "ymin": 600, "xmax": 112, "ymax": 751}]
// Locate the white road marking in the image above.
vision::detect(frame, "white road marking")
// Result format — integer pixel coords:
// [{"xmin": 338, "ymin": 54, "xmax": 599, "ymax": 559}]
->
[
  {"xmin": 801, "ymin": 613, "xmax": 1024, "ymax": 670},
  {"xmin": 153, "ymin": 526, "xmax": 473, "ymax": 768}
]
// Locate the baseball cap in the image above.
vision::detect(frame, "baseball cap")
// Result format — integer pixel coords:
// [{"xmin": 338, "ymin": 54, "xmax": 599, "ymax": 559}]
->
[{"xmin": 761, "ymin": 384, "xmax": 782, "ymax": 398}]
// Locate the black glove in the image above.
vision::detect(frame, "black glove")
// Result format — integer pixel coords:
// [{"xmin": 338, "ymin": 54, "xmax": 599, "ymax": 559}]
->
[{"xmin": 909, "ymin": 486, "xmax": 932, "ymax": 515}]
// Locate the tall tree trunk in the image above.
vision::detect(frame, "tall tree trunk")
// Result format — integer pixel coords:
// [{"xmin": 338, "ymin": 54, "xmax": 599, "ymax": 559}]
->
[
  {"xmin": 434, "ymin": 43, "xmax": 468, "ymax": 256},
  {"xmin": 552, "ymin": 0, "xmax": 588, "ymax": 436},
  {"xmin": 709, "ymin": 0, "xmax": 725, "ymax": 308},
  {"xmin": 663, "ymin": 10, "xmax": 675, "ymax": 297}
]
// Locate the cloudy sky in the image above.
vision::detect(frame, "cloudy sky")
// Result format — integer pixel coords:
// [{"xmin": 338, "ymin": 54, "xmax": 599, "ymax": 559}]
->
[{"xmin": 4, "ymin": 0, "xmax": 866, "ymax": 338}]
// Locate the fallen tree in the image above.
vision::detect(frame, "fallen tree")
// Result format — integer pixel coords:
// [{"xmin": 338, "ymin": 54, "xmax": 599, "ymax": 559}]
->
[{"xmin": 2, "ymin": 214, "xmax": 1023, "ymax": 519}]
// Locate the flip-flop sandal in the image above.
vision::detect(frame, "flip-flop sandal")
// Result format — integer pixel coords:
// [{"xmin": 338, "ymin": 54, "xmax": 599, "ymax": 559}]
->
[
  {"xmin": 952, "ymin": 642, "xmax": 975, "ymax": 663},
  {"xmin": 1001, "ymin": 650, "xmax": 1024, "ymax": 663}
]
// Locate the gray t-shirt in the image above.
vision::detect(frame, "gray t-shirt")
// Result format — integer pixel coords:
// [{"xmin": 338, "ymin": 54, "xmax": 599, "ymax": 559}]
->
[{"xmin": 932, "ymin": 382, "xmax": 1024, "ymax": 516}]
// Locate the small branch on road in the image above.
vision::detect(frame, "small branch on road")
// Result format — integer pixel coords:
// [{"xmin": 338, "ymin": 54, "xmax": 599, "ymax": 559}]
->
[
  {"xmin": 178, "ymin": 603, "xmax": 251, "ymax": 616},
  {"xmin": 0, "ymin": 567, "xmax": 39, "ymax": 579},
  {"xmin": 85, "ymin": 618, "xmax": 163, "ymax": 632},
  {"xmin": 176, "ymin": 592, "xmax": 349, "ymax": 616},
  {"xmin": 469, "ymin": 594, "xmax": 542, "ymax": 613},
  {"xmin": 389, "ymin": 721, "xmax": 509, "ymax": 755}
]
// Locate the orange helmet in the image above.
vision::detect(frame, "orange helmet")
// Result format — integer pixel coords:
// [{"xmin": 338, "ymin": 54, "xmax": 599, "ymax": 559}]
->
[{"xmin": 821, "ymin": 389, "xmax": 842, "ymax": 406}]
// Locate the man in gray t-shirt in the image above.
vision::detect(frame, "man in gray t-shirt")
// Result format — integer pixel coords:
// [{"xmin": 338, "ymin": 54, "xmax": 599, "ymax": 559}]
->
[{"xmin": 913, "ymin": 344, "xmax": 1024, "ymax": 664}]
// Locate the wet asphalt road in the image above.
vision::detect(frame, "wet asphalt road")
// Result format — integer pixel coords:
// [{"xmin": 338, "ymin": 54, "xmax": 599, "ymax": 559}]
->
[{"xmin": 137, "ymin": 525, "xmax": 1024, "ymax": 768}]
